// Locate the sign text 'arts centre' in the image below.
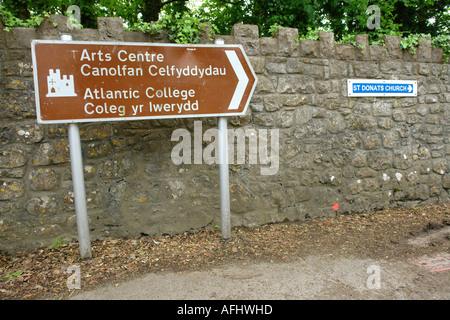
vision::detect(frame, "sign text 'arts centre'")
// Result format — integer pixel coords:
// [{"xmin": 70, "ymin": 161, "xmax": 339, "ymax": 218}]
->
[{"xmin": 32, "ymin": 41, "xmax": 257, "ymax": 123}]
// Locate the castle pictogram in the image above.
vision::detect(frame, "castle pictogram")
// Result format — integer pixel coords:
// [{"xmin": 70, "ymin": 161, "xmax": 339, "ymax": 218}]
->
[{"xmin": 46, "ymin": 69, "xmax": 77, "ymax": 97}]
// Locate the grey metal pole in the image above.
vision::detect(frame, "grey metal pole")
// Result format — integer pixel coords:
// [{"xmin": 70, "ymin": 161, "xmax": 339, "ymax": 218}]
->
[
  {"xmin": 215, "ymin": 38, "xmax": 231, "ymax": 239},
  {"xmin": 218, "ymin": 117, "xmax": 231, "ymax": 239},
  {"xmin": 63, "ymin": 34, "xmax": 92, "ymax": 259},
  {"xmin": 68, "ymin": 123, "xmax": 92, "ymax": 258}
]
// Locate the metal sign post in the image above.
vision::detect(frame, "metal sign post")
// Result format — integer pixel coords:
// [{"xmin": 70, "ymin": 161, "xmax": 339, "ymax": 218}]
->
[
  {"xmin": 68, "ymin": 122, "xmax": 92, "ymax": 259},
  {"xmin": 218, "ymin": 116, "xmax": 231, "ymax": 239},
  {"xmin": 215, "ymin": 38, "xmax": 231, "ymax": 239},
  {"xmin": 61, "ymin": 34, "xmax": 92, "ymax": 259}
]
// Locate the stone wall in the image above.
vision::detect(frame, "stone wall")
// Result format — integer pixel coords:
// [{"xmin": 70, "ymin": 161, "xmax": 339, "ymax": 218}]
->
[{"xmin": 1, "ymin": 15, "xmax": 450, "ymax": 252}]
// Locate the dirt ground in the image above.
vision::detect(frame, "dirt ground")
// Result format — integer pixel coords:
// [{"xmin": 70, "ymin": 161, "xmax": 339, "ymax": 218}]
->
[{"xmin": 1, "ymin": 202, "xmax": 450, "ymax": 300}]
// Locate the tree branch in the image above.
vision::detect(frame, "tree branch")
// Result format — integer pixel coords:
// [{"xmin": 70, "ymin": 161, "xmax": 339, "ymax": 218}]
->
[
  {"xmin": 214, "ymin": 0, "xmax": 246, "ymax": 5},
  {"xmin": 161, "ymin": 0, "xmax": 188, "ymax": 6}
]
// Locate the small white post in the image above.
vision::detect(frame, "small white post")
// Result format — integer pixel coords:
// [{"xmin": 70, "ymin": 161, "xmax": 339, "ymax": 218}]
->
[
  {"xmin": 215, "ymin": 38, "xmax": 231, "ymax": 239},
  {"xmin": 63, "ymin": 34, "xmax": 92, "ymax": 259}
]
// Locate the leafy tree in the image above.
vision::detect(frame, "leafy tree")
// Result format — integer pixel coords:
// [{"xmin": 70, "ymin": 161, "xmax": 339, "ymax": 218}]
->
[
  {"xmin": 0, "ymin": 0, "xmax": 106, "ymax": 28},
  {"xmin": 394, "ymin": 0, "xmax": 450, "ymax": 36},
  {"xmin": 0, "ymin": 0, "xmax": 189, "ymax": 28},
  {"xmin": 320, "ymin": 0, "xmax": 402, "ymax": 40},
  {"xmin": 197, "ymin": 0, "xmax": 323, "ymax": 37},
  {"xmin": 1, "ymin": 0, "xmax": 448, "ymax": 39},
  {"xmin": 319, "ymin": 0, "xmax": 449, "ymax": 39},
  {"xmin": 197, "ymin": 0, "xmax": 448, "ymax": 38},
  {"xmin": 251, "ymin": 0, "xmax": 322, "ymax": 36},
  {"xmin": 195, "ymin": 0, "xmax": 251, "ymax": 36},
  {"xmin": 141, "ymin": 0, "xmax": 188, "ymax": 22},
  {"xmin": 1, "ymin": 0, "xmax": 30, "ymax": 20}
]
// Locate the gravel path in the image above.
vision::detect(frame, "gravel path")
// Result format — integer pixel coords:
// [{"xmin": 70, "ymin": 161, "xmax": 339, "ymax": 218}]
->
[
  {"xmin": 71, "ymin": 250, "xmax": 450, "ymax": 300},
  {"xmin": 1, "ymin": 202, "xmax": 449, "ymax": 300}
]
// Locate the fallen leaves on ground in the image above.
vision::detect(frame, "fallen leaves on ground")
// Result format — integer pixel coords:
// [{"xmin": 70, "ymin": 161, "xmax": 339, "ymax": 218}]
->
[{"xmin": 1, "ymin": 202, "xmax": 449, "ymax": 300}]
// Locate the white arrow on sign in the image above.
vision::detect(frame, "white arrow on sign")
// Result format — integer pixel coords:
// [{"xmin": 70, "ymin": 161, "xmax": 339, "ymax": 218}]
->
[
  {"xmin": 408, "ymin": 85, "xmax": 413, "ymax": 92},
  {"xmin": 225, "ymin": 50, "xmax": 249, "ymax": 110}
]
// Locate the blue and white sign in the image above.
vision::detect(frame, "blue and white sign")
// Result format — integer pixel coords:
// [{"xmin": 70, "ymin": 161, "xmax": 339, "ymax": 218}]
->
[{"xmin": 348, "ymin": 79, "xmax": 417, "ymax": 97}]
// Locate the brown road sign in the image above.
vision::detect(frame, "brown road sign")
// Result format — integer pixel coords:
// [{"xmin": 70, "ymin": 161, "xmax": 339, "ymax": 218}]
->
[{"xmin": 31, "ymin": 41, "xmax": 257, "ymax": 123}]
